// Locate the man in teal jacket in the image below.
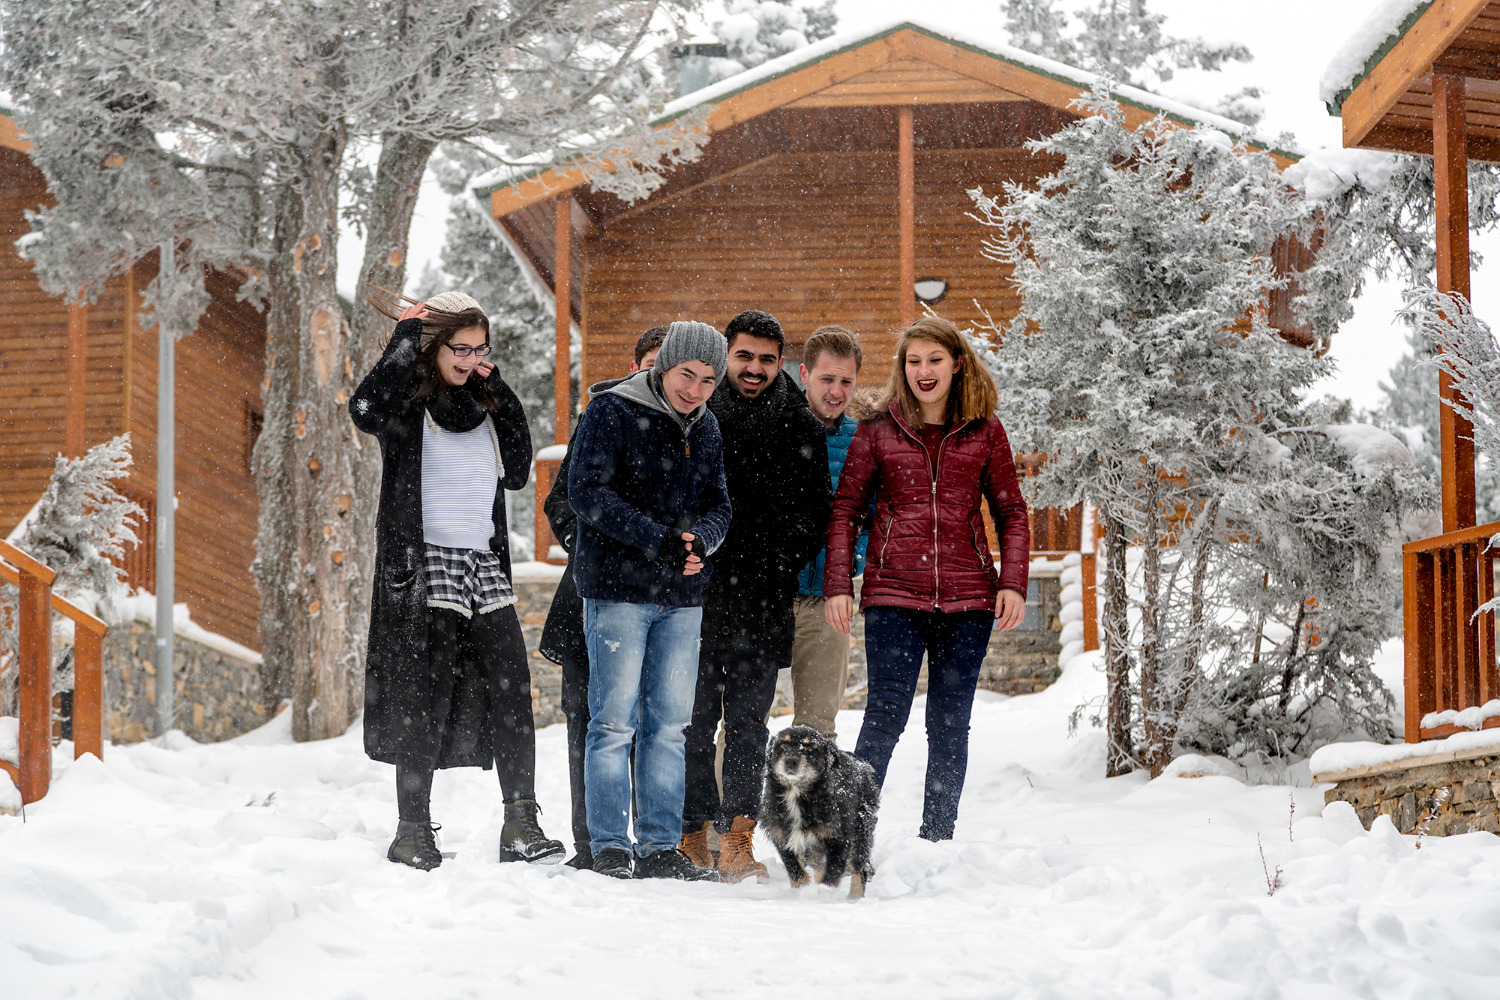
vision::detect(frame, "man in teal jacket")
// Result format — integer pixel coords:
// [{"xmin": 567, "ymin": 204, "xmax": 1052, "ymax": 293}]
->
[{"xmin": 792, "ymin": 326, "xmax": 869, "ymax": 738}]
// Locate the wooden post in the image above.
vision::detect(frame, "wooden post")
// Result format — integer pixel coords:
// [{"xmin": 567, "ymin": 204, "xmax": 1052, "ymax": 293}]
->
[
  {"xmin": 10, "ymin": 545, "xmax": 57, "ymax": 804},
  {"xmin": 65, "ymin": 301, "xmax": 87, "ymax": 457},
  {"xmin": 1433, "ymin": 73, "xmax": 1477, "ymax": 533},
  {"xmin": 70, "ymin": 618, "xmax": 107, "ymax": 761},
  {"xmin": 554, "ymin": 195, "xmax": 573, "ymax": 445},
  {"xmin": 898, "ymin": 106, "xmax": 915, "ymax": 330}
]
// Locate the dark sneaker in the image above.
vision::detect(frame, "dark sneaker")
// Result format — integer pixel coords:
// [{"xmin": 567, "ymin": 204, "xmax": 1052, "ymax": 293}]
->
[
  {"xmin": 499, "ymin": 798, "xmax": 566, "ymax": 864},
  {"xmin": 634, "ymin": 848, "xmax": 720, "ymax": 881},
  {"xmin": 388, "ymin": 820, "xmax": 442, "ymax": 871},
  {"xmin": 565, "ymin": 851, "xmax": 594, "ymax": 871},
  {"xmin": 591, "ymin": 847, "xmax": 634, "ymax": 879}
]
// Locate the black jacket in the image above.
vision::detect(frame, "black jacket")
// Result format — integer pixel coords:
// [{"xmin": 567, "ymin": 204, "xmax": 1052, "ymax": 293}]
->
[
  {"xmin": 706, "ymin": 370, "xmax": 831, "ymax": 606},
  {"xmin": 349, "ymin": 318, "xmax": 531, "ymax": 769},
  {"xmin": 538, "ymin": 430, "xmax": 585, "ymax": 670},
  {"xmin": 568, "ymin": 370, "xmax": 732, "ymax": 607}
]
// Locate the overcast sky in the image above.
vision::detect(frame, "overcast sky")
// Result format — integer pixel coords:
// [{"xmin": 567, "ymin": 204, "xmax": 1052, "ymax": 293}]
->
[{"xmin": 381, "ymin": 0, "xmax": 1471, "ymax": 413}]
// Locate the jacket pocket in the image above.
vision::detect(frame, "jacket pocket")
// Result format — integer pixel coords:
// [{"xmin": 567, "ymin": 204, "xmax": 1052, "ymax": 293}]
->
[
  {"xmin": 878, "ymin": 516, "xmax": 896, "ymax": 568},
  {"xmin": 385, "ymin": 546, "xmax": 421, "ymax": 591}
]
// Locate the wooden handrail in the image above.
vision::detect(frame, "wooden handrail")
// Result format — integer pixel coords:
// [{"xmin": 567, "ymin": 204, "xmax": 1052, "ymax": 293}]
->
[
  {"xmin": 0, "ymin": 541, "xmax": 107, "ymax": 804},
  {"xmin": 1404, "ymin": 524, "xmax": 1500, "ymax": 742},
  {"xmin": 1404, "ymin": 519, "xmax": 1500, "ymax": 554}
]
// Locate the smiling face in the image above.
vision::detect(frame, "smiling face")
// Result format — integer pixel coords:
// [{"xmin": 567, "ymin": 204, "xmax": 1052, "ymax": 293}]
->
[
  {"xmin": 726, "ymin": 333, "xmax": 782, "ymax": 399},
  {"xmin": 801, "ymin": 353, "xmax": 858, "ymax": 425},
  {"xmin": 660, "ymin": 359, "xmax": 717, "ymax": 415},
  {"xmin": 904, "ymin": 337, "xmax": 959, "ymax": 421},
  {"xmin": 437, "ymin": 324, "xmax": 488, "ymax": 386}
]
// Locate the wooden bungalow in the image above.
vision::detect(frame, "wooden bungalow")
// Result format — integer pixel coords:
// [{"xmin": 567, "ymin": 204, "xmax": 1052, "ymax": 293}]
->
[
  {"xmin": 1328, "ymin": 0, "xmax": 1500, "ymax": 744},
  {"xmin": 1, "ymin": 110, "xmax": 266, "ymax": 652},
  {"xmin": 475, "ymin": 20, "xmax": 1306, "ymax": 564}
]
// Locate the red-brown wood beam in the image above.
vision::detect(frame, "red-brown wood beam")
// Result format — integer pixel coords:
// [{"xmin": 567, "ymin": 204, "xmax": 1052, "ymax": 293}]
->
[
  {"xmin": 898, "ymin": 106, "xmax": 915, "ymax": 330},
  {"xmin": 554, "ymin": 195, "xmax": 573, "ymax": 445},
  {"xmin": 14, "ymin": 551, "xmax": 56, "ymax": 804},
  {"xmin": 65, "ymin": 302, "xmax": 87, "ymax": 457},
  {"xmin": 1434, "ymin": 73, "xmax": 1477, "ymax": 533},
  {"xmin": 71, "ymin": 623, "xmax": 104, "ymax": 761}
]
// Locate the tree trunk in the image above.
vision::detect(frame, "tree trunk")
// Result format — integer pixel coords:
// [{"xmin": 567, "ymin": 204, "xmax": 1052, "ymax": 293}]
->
[
  {"xmin": 1102, "ymin": 507, "xmax": 1135, "ymax": 777},
  {"xmin": 1139, "ymin": 473, "xmax": 1169, "ymax": 776},
  {"xmin": 253, "ymin": 125, "xmax": 361, "ymax": 741}
]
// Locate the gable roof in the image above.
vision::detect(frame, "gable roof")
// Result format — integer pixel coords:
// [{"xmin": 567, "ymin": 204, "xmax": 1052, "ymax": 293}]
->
[
  {"xmin": 0, "ymin": 108, "xmax": 31, "ymax": 154},
  {"xmin": 1325, "ymin": 0, "xmax": 1500, "ymax": 161},
  {"xmin": 475, "ymin": 19, "xmax": 1295, "ymax": 218}
]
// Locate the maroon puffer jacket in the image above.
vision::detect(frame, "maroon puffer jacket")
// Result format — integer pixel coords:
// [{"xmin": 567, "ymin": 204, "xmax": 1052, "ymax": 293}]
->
[{"xmin": 823, "ymin": 404, "xmax": 1030, "ymax": 613}]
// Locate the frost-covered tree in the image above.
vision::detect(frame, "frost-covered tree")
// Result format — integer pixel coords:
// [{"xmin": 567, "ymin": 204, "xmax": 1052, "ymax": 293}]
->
[
  {"xmin": 0, "ymin": 437, "xmax": 142, "ymax": 715},
  {"xmin": 707, "ymin": 0, "xmax": 837, "ymax": 82},
  {"xmin": 972, "ymin": 89, "xmax": 1397, "ymax": 775},
  {"xmin": 1002, "ymin": 0, "xmax": 1257, "ymax": 124},
  {"xmin": 1, "ymin": 0, "xmax": 705, "ymax": 741}
]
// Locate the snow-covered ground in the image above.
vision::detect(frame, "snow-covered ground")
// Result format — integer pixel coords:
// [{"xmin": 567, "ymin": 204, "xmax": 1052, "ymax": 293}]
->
[{"xmin": 4, "ymin": 645, "xmax": 1499, "ymax": 999}]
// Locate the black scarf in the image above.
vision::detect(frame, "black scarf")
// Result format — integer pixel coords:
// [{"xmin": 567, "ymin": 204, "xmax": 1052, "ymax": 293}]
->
[{"xmin": 424, "ymin": 381, "xmax": 489, "ymax": 433}]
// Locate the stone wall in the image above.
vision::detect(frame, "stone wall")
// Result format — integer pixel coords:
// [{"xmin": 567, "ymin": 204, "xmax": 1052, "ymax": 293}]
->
[
  {"xmin": 102, "ymin": 621, "xmax": 268, "ymax": 743},
  {"xmin": 512, "ymin": 572, "xmax": 1064, "ymax": 729},
  {"xmin": 1322, "ymin": 754, "xmax": 1500, "ymax": 836}
]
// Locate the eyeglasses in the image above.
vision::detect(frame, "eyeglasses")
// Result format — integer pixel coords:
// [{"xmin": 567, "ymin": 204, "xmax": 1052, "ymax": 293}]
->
[{"xmin": 445, "ymin": 343, "xmax": 491, "ymax": 358}]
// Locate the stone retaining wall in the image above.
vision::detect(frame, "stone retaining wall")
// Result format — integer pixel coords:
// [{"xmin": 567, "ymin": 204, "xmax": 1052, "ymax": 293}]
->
[
  {"xmin": 513, "ymin": 573, "xmax": 1063, "ymax": 729},
  {"xmin": 103, "ymin": 621, "xmax": 268, "ymax": 743},
  {"xmin": 1322, "ymin": 754, "xmax": 1500, "ymax": 836}
]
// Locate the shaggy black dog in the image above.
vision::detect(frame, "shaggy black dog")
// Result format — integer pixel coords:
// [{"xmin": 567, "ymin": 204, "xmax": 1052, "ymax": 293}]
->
[{"xmin": 759, "ymin": 725, "xmax": 879, "ymax": 899}]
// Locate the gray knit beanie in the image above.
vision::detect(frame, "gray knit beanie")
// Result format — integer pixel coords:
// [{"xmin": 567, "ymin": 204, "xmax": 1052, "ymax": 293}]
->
[
  {"xmin": 421, "ymin": 291, "xmax": 486, "ymax": 348},
  {"xmin": 653, "ymin": 320, "xmax": 728, "ymax": 383}
]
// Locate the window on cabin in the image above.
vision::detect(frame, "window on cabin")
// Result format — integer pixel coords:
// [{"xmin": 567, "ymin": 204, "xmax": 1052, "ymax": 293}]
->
[
  {"xmin": 1020, "ymin": 579, "xmax": 1045, "ymax": 632},
  {"xmin": 244, "ymin": 402, "xmax": 264, "ymax": 476}
]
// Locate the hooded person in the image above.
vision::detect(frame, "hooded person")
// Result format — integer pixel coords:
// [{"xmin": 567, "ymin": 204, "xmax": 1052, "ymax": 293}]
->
[
  {"xmin": 350, "ymin": 290, "xmax": 563, "ymax": 871},
  {"xmin": 566, "ymin": 320, "xmax": 734, "ymax": 880}
]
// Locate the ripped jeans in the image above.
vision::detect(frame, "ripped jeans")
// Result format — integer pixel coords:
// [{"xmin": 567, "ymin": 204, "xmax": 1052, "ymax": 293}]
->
[{"xmin": 582, "ymin": 599, "xmax": 702, "ymax": 856}]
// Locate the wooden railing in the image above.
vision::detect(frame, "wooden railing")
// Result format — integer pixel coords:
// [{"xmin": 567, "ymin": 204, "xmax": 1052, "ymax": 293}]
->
[
  {"xmin": 0, "ymin": 539, "xmax": 108, "ymax": 804},
  {"xmin": 1403, "ymin": 520, "xmax": 1500, "ymax": 743}
]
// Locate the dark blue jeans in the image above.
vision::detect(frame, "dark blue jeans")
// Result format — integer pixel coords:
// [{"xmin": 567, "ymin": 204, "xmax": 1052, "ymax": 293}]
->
[{"xmin": 856, "ymin": 606, "xmax": 994, "ymax": 841}]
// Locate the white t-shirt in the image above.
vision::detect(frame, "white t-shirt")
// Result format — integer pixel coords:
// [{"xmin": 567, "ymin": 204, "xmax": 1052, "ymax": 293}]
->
[{"xmin": 420, "ymin": 413, "xmax": 503, "ymax": 551}]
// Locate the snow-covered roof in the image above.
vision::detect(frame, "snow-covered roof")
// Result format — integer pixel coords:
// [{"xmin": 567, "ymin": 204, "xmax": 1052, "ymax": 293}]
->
[
  {"xmin": 1319, "ymin": 1, "xmax": 1430, "ymax": 111},
  {"xmin": 473, "ymin": 18, "xmax": 1294, "ymax": 206}
]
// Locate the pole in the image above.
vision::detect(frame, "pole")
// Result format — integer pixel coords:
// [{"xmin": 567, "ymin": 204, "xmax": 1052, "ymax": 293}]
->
[
  {"xmin": 155, "ymin": 242, "xmax": 176, "ymax": 737},
  {"xmin": 1433, "ymin": 73, "xmax": 1477, "ymax": 533},
  {"xmin": 554, "ymin": 195, "xmax": 573, "ymax": 445}
]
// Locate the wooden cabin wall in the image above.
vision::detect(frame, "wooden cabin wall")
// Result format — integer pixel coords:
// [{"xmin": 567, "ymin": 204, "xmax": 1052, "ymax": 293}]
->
[
  {"xmin": 0, "ymin": 150, "xmax": 129, "ymax": 531},
  {"xmin": 124, "ymin": 263, "xmax": 265, "ymax": 650},
  {"xmin": 583, "ymin": 147, "xmax": 1047, "ymax": 392}
]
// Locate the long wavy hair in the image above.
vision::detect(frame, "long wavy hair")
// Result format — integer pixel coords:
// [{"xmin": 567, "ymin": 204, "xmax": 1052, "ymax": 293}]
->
[
  {"xmin": 876, "ymin": 316, "xmax": 998, "ymax": 427},
  {"xmin": 408, "ymin": 307, "xmax": 497, "ymax": 412}
]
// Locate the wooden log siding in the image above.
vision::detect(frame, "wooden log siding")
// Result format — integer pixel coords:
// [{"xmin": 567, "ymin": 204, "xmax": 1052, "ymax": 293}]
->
[
  {"xmin": 583, "ymin": 148, "xmax": 1044, "ymax": 392},
  {"xmin": 124, "ymin": 262, "xmax": 265, "ymax": 650}
]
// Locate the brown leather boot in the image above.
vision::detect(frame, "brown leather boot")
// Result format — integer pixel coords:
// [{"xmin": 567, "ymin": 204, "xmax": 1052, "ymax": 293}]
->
[
  {"xmin": 716, "ymin": 816, "xmax": 769, "ymax": 884},
  {"xmin": 678, "ymin": 821, "xmax": 713, "ymax": 869}
]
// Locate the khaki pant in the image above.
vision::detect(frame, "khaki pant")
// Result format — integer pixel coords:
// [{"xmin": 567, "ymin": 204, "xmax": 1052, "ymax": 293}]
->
[{"xmin": 788, "ymin": 593, "xmax": 851, "ymax": 738}]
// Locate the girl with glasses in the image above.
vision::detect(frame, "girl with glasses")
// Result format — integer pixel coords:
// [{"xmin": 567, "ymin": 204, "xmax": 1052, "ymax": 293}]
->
[{"xmin": 351, "ymin": 290, "xmax": 563, "ymax": 870}]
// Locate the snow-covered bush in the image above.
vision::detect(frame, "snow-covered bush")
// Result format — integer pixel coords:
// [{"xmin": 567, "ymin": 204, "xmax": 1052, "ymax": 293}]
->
[
  {"xmin": 0, "ymin": 436, "xmax": 142, "ymax": 715},
  {"xmin": 972, "ymin": 88, "xmax": 1429, "ymax": 775},
  {"xmin": 707, "ymin": 0, "xmax": 838, "ymax": 83}
]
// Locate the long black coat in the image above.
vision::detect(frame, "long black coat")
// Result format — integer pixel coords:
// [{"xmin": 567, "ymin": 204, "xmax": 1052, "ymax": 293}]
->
[
  {"xmin": 349, "ymin": 318, "xmax": 531, "ymax": 770},
  {"xmin": 538, "ymin": 430, "xmax": 585, "ymax": 671}
]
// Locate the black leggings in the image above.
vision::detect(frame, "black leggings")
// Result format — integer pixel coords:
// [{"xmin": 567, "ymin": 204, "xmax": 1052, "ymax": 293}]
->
[{"xmin": 396, "ymin": 605, "xmax": 535, "ymax": 822}]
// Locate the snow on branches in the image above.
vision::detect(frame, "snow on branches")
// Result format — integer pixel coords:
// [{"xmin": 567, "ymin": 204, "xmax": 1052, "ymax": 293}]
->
[{"xmin": 972, "ymin": 88, "xmax": 1431, "ymax": 775}]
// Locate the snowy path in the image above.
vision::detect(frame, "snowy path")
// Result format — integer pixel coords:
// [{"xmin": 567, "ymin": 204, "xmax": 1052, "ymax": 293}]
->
[{"xmin": 5, "ymin": 652, "xmax": 1500, "ymax": 999}]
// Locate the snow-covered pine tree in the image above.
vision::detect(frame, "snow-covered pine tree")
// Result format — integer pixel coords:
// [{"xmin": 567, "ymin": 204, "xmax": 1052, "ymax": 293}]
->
[
  {"xmin": 0, "ymin": 437, "xmax": 142, "ymax": 715},
  {"xmin": 1002, "ymin": 0, "xmax": 1258, "ymax": 125},
  {"xmin": 3, "ymin": 0, "xmax": 705, "ymax": 741},
  {"xmin": 973, "ymin": 89, "xmax": 1330, "ymax": 776},
  {"xmin": 708, "ymin": 0, "xmax": 838, "ymax": 82}
]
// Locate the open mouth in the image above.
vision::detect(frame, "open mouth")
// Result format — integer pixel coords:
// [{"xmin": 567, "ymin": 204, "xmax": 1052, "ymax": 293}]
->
[
  {"xmin": 916, "ymin": 378, "xmax": 939, "ymax": 392},
  {"xmin": 739, "ymin": 372, "xmax": 766, "ymax": 387}
]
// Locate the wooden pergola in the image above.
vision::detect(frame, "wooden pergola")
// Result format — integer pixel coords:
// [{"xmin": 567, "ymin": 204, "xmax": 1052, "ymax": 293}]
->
[{"xmin": 1332, "ymin": 0, "xmax": 1500, "ymax": 741}]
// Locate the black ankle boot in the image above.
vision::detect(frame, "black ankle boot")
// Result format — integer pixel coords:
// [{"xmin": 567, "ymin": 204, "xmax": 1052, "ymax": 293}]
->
[
  {"xmin": 499, "ymin": 798, "xmax": 565, "ymax": 864},
  {"xmin": 388, "ymin": 820, "xmax": 442, "ymax": 870}
]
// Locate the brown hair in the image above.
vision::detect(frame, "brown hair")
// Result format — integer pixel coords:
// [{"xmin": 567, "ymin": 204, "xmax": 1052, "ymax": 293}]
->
[
  {"xmin": 802, "ymin": 325, "xmax": 862, "ymax": 372},
  {"xmin": 876, "ymin": 316, "xmax": 998, "ymax": 427},
  {"xmin": 408, "ymin": 307, "xmax": 497, "ymax": 412},
  {"xmin": 635, "ymin": 326, "xmax": 669, "ymax": 367}
]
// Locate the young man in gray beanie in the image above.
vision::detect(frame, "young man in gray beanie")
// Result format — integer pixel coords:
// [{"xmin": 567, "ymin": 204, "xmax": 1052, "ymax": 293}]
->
[{"xmin": 567, "ymin": 320, "xmax": 733, "ymax": 880}]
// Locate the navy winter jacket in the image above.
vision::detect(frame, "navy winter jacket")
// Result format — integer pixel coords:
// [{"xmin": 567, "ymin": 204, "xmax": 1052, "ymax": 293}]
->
[
  {"xmin": 568, "ymin": 370, "xmax": 732, "ymax": 607},
  {"xmin": 797, "ymin": 413, "xmax": 868, "ymax": 596}
]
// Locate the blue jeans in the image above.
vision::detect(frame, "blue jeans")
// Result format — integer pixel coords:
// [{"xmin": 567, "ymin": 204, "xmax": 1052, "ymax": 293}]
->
[
  {"xmin": 855, "ymin": 606, "xmax": 994, "ymax": 841},
  {"xmin": 583, "ymin": 599, "xmax": 702, "ymax": 857}
]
